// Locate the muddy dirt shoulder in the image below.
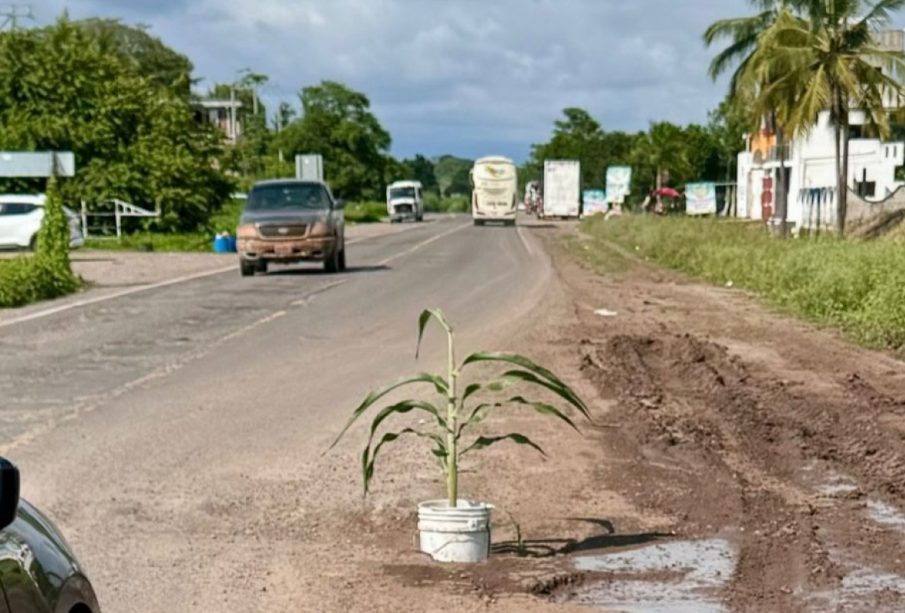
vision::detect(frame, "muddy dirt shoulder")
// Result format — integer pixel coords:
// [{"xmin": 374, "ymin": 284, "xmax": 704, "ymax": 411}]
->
[{"xmin": 526, "ymin": 223, "xmax": 905, "ymax": 611}]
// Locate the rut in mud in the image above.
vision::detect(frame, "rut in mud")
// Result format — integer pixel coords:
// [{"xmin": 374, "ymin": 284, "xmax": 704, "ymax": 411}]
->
[{"xmin": 574, "ymin": 325, "xmax": 905, "ymax": 610}]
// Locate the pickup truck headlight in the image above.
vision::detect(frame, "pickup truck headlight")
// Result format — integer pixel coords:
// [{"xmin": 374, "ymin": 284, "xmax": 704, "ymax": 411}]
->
[
  {"xmin": 237, "ymin": 224, "xmax": 257, "ymax": 239},
  {"xmin": 308, "ymin": 221, "xmax": 329, "ymax": 237}
]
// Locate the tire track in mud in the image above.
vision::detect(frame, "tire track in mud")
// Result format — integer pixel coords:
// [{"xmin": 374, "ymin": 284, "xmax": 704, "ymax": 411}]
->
[{"xmin": 578, "ymin": 329, "xmax": 905, "ymax": 610}]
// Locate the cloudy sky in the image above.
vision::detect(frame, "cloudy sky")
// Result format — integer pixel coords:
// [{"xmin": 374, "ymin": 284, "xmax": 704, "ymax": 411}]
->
[{"xmin": 33, "ymin": 0, "xmax": 771, "ymax": 160}]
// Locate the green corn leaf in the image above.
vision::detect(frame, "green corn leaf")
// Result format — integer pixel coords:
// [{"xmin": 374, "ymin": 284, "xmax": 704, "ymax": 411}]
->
[
  {"xmin": 460, "ymin": 352, "xmax": 589, "ymax": 417},
  {"xmin": 366, "ymin": 400, "xmax": 448, "ymax": 442},
  {"xmin": 507, "ymin": 395, "xmax": 581, "ymax": 432},
  {"xmin": 416, "ymin": 308, "xmax": 452, "ymax": 359},
  {"xmin": 460, "ymin": 433, "xmax": 546, "ymax": 457},
  {"xmin": 362, "ymin": 428, "xmax": 447, "ymax": 494},
  {"xmin": 329, "ymin": 373, "xmax": 449, "ymax": 450},
  {"xmin": 501, "ymin": 368, "xmax": 591, "ymax": 421},
  {"xmin": 460, "ymin": 377, "xmax": 518, "ymax": 406},
  {"xmin": 456, "ymin": 402, "xmax": 502, "ymax": 438}
]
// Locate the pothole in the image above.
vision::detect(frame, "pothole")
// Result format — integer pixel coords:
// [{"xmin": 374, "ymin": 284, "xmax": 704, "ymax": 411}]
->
[{"xmin": 556, "ymin": 538, "xmax": 736, "ymax": 612}]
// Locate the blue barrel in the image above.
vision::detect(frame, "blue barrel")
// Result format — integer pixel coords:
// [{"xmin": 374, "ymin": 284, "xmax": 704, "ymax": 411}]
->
[{"xmin": 213, "ymin": 235, "xmax": 231, "ymax": 253}]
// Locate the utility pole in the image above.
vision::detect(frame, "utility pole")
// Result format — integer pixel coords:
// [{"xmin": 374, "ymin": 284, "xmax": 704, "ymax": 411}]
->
[
  {"xmin": 229, "ymin": 87, "xmax": 237, "ymax": 143},
  {"xmin": 0, "ymin": 3, "xmax": 33, "ymax": 31}
]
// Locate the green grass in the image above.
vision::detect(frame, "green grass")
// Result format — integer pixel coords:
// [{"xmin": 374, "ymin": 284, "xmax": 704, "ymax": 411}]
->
[
  {"xmin": 561, "ymin": 232, "xmax": 631, "ymax": 275},
  {"xmin": 344, "ymin": 201, "xmax": 386, "ymax": 224},
  {"xmin": 85, "ymin": 233, "xmax": 212, "ymax": 252},
  {"xmin": 0, "ymin": 255, "xmax": 80, "ymax": 308},
  {"xmin": 580, "ymin": 214, "xmax": 905, "ymax": 351},
  {"xmin": 424, "ymin": 193, "xmax": 469, "ymax": 213}
]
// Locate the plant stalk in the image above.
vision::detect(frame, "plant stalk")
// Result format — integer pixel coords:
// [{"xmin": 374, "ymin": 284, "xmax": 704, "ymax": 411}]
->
[{"xmin": 446, "ymin": 328, "xmax": 458, "ymax": 508}]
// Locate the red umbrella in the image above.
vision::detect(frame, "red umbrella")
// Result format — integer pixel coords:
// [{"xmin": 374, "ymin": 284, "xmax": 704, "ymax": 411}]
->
[{"xmin": 654, "ymin": 187, "xmax": 681, "ymax": 198}]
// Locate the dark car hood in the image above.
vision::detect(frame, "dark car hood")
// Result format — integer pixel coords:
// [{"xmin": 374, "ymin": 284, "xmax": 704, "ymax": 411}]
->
[{"xmin": 240, "ymin": 209, "xmax": 328, "ymax": 225}]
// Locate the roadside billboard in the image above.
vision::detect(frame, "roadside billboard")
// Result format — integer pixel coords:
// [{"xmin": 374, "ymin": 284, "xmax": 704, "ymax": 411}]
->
[
  {"xmin": 686, "ymin": 182, "xmax": 717, "ymax": 215},
  {"xmin": 605, "ymin": 166, "xmax": 632, "ymax": 204},
  {"xmin": 582, "ymin": 190, "xmax": 608, "ymax": 216},
  {"xmin": 0, "ymin": 151, "xmax": 75, "ymax": 177}
]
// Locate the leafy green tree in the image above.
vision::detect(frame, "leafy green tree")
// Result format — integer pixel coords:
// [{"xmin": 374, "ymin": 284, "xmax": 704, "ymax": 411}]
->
[
  {"xmin": 530, "ymin": 108, "xmax": 605, "ymax": 186},
  {"xmin": 75, "ymin": 18, "xmax": 194, "ymax": 98},
  {"xmin": 631, "ymin": 121, "xmax": 690, "ymax": 196},
  {"xmin": 434, "ymin": 155, "xmax": 474, "ymax": 194},
  {"xmin": 273, "ymin": 102, "xmax": 297, "ymax": 132},
  {"xmin": 444, "ymin": 165, "xmax": 472, "ymax": 197},
  {"xmin": 33, "ymin": 175, "xmax": 79, "ymax": 298},
  {"xmin": 708, "ymin": 99, "xmax": 748, "ymax": 181},
  {"xmin": 0, "ymin": 16, "xmax": 232, "ymax": 231},
  {"xmin": 274, "ymin": 80, "xmax": 391, "ymax": 200},
  {"xmin": 403, "ymin": 155, "xmax": 439, "ymax": 194},
  {"xmin": 36, "ymin": 175, "xmax": 71, "ymax": 264},
  {"xmin": 756, "ymin": 0, "xmax": 905, "ymax": 235},
  {"xmin": 705, "ymin": 1, "xmax": 804, "ymax": 231}
]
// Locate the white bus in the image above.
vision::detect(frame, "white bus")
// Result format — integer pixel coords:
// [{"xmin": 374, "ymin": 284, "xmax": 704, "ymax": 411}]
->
[{"xmin": 470, "ymin": 156, "xmax": 517, "ymax": 226}]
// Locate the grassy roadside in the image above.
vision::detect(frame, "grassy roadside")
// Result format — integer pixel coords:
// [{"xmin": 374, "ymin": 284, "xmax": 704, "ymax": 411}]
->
[{"xmin": 576, "ymin": 214, "xmax": 905, "ymax": 351}]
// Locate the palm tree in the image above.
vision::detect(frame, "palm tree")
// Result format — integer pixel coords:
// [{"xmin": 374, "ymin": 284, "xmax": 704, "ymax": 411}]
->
[
  {"xmin": 704, "ymin": 1, "xmax": 807, "ymax": 234},
  {"xmin": 760, "ymin": 0, "xmax": 905, "ymax": 236},
  {"xmin": 631, "ymin": 122, "xmax": 688, "ymax": 211}
]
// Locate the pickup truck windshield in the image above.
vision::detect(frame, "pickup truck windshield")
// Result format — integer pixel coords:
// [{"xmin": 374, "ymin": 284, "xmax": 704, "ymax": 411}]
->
[{"xmin": 247, "ymin": 184, "xmax": 327, "ymax": 210}]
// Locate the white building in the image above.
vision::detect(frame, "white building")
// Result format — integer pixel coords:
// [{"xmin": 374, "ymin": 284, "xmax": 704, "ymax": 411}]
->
[{"xmin": 736, "ymin": 28, "xmax": 905, "ymax": 231}]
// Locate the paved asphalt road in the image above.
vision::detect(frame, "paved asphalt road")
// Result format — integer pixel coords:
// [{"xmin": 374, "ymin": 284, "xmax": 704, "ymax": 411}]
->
[{"xmin": 0, "ymin": 214, "xmax": 553, "ymax": 611}]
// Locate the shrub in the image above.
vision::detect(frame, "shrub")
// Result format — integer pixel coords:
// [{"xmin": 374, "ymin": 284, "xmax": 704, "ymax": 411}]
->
[{"xmin": 0, "ymin": 257, "xmax": 79, "ymax": 307}]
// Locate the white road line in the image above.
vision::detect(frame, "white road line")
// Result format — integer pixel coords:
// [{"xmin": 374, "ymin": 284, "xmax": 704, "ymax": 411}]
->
[
  {"xmin": 290, "ymin": 280, "xmax": 348, "ymax": 306},
  {"xmin": 220, "ymin": 310, "xmax": 287, "ymax": 343},
  {"xmin": 516, "ymin": 225, "xmax": 535, "ymax": 256},
  {"xmin": 378, "ymin": 221, "xmax": 472, "ymax": 266},
  {"xmin": 0, "ymin": 264, "xmax": 237, "ymax": 330}
]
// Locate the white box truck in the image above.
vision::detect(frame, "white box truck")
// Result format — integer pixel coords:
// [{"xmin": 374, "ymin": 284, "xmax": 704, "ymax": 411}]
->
[
  {"xmin": 386, "ymin": 180, "xmax": 424, "ymax": 222},
  {"xmin": 470, "ymin": 156, "xmax": 517, "ymax": 226},
  {"xmin": 543, "ymin": 160, "xmax": 581, "ymax": 219}
]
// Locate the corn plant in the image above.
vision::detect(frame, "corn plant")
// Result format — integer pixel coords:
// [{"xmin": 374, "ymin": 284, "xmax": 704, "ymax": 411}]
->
[{"xmin": 331, "ymin": 309, "xmax": 590, "ymax": 508}]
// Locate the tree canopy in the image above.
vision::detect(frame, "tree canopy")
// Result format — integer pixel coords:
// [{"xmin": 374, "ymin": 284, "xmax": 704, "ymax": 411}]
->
[
  {"xmin": 0, "ymin": 17, "xmax": 232, "ymax": 231},
  {"xmin": 273, "ymin": 80, "xmax": 393, "ymax": 201}
]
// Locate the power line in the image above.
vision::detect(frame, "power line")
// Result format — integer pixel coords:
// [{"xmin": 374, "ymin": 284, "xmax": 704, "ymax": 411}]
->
[{"xmin": 0, "ymin": 4, "xmax": 34, "ymax": 31}]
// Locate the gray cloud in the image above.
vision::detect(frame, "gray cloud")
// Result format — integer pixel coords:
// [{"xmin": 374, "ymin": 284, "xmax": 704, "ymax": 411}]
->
[{"xmin": 35, "ymin": 0, "xmax": 778, "ymax": 160}]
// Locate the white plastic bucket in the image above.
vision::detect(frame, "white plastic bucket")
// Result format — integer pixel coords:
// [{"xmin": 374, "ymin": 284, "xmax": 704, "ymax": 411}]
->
[{"xmin": 417, "ymin": 499, "xmax": 493, "ymax": 563}]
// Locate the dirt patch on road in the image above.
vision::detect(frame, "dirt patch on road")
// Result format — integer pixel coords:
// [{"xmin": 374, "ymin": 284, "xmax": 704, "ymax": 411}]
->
[{"xmin": 518, "ymin": 223, "xmax": 905, "ymax": 611}]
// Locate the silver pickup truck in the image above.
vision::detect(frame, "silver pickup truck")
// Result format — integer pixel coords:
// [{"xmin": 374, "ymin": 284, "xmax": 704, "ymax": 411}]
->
[{"xmin": 236, "ymin": 179, "xmax": 346, "ymax": 276}]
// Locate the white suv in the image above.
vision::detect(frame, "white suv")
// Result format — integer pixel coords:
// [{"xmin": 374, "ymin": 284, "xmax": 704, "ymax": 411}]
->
[{"xmin": 0, "ymin": 194, "xmax": 84, "ymax": 250}]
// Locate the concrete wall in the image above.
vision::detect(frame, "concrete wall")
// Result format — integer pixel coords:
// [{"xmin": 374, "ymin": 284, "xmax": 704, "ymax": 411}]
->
[{"xmin": 737, "ymin": 111, "xmax": 905, "ymax": 229}]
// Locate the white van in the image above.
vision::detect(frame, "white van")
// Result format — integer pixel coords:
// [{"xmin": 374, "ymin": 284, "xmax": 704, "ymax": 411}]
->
[
  {"xmin": 470, "ymin": 156, "xmax": 517, "ymax": 226},
  {"xmin": 0, "ymin": 194, "xmax": 84, "ymax": 250},
  {"xmin": 386, "ymin": 180, "xmax": 424, "ymax": 223}
]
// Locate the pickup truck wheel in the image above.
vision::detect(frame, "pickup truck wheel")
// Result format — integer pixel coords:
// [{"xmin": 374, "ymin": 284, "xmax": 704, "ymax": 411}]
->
[
  {"xmin": 338, "ymin": 246, "xmax": 346, "ymax": 271},
  {"xmin": 324, "ymin": 245, "xmax": 341, "ymax": 273},
  {"xmin": 240, "ymin": 260, "xmax": 256, "ymax": 277},
  {"xmin": 473, "ymin": 219, "xmax": 484, "ymax": 227}
]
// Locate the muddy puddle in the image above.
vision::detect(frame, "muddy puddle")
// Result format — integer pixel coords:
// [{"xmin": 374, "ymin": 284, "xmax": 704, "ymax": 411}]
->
[{"xmin": 556, "ymin": 538, "xmax": 736, "ymax": 612}]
